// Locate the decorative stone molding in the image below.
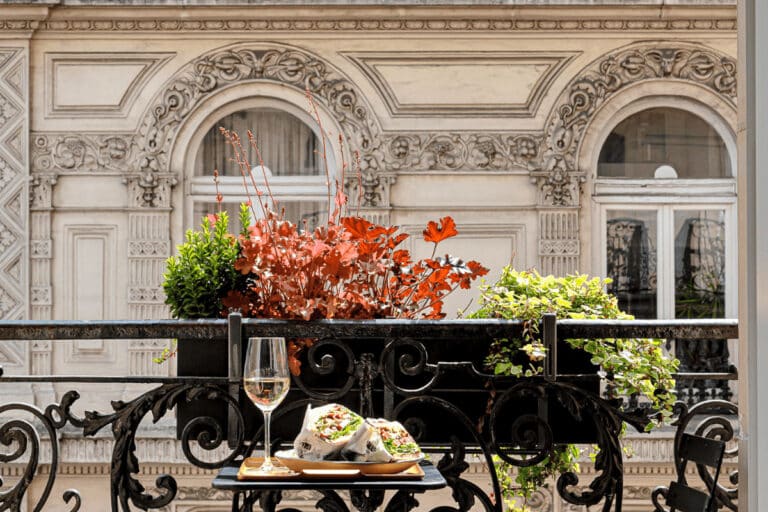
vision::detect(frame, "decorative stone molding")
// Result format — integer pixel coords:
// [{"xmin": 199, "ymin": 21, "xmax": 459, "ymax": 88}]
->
[
  {"xmin": 30, "ymin": 285, "xmax": 50, "ymax": 306},
  {"xmin": 532, "ymin": 41, "xmax": 737, "ymax": 273},
  {"xmin": 29, "ymin": 173, "xmax": 56, "ymax": 210},
  {"xmin": 123, "ymin": 172, "xmax": 177, "ymax": 209},
  {"xmin": 0, "ymin": 47, "xmax": 28, "ymax": 322},
  {"xmin": 28, "ymin": 17, "xmax": 737, "ymax": 34},
  {"xmin": 29, "ymin": 166, "xmax": 54, "ymax": 324},
  {"xmin": 30, "ymin": 340, "xmax": 51, "ymax": 375},
  {"xmin": 128, "ymin": 339, "xmax": 170, "ymax": 377},
  {"xmin": 34, "ymin": 45, "xmax": 549, "ymax": 211},
  {"xmin": 32, "ymin": 133, "xmax": 136, "ymax": 174},
  {"xmin": 136, "ymin": 45, "xmax": 383, "ymax": 206},
  {"xmin": 45, "ymin": 52, "xmax": 174, "ymax": 118},
  {"xmin": 128, "ymin": 240, "xmax": 171, "ymax": 258},
  {"xmin": 537, "ymin": 210, "xmax": 579, "ymax": 276},
  {"xmin": 534, "ymin": 42, "xmax": 737, "ymax": 209},
  {"xmin": 380, "ymin": 133, "xmax": 542, "ymax": 172},
  {"xmin": 128, "ymin": 287, "xmax": 164, "ymax": 303},
  {"xmin": 127, "ymin": 213, "xmax": 171, "ymax": 369}
]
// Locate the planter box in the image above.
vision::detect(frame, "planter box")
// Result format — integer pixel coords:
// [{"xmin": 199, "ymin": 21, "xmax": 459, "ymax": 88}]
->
[
  {"xmin": 176, "ymin": 337, "xmax": 230, "ymax": 439},
  {"xmin": 176, "ymin": 332, "xmax": 600, "ymax": 446},
  {"xmin": 175, "ymin": 337, "xmax": 353, "ymax": 444},
  {"xmin": 390, "ymin": 337, "xmax": 599, "ymax": 447}
]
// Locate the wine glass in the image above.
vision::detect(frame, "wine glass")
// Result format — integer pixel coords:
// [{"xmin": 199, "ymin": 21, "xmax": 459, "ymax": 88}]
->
[{"xmin": 243, "ymin": 337, "xmax": 292, "ymax": 474}]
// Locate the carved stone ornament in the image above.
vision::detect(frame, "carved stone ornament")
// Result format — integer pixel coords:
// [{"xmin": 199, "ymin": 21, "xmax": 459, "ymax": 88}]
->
[
  {"xmin": 0, "ymin": 47, "xmax": 26, "ymax": 320},
  {"xmin": 32, "ymin": 134, "xmax": 135, "ymax": 174},
  {"xmin": 380, "ymin": 133, "xmax": 542, "ymax": 172},
  {"xmin": 136, "ymin": 45, "xmax": 387, "ymax": 207},
  {"xmin": 27, "ymin": 17, "xmax": 736, "ymax": 34},
  {"xmin": 533, "ymin": 43, "xmax": 737, "ymax": 207}
]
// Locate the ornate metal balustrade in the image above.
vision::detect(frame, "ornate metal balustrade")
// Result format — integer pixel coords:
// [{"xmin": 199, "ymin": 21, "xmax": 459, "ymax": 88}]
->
[{"xmin": 0, "ymin": 315, "xmax": 738, "ymax": 512}]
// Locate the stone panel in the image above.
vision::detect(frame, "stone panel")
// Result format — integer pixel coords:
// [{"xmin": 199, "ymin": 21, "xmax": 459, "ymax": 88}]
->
[
  {"xmin": 0, "ymin": 46, "xmax": 27, "ymax": 322},
  {"xmin": 346, "ymin": 51, "xmax": 578, "ymax": 118},
  {"xmin": 45, "ymin": 52, "xmax": 174, "ymax": 118}
]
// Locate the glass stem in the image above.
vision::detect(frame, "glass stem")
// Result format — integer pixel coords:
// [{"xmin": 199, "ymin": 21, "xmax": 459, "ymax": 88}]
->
[{"xmin": 263, "ymin": 409, "xmax": 273, "ymax": 470}]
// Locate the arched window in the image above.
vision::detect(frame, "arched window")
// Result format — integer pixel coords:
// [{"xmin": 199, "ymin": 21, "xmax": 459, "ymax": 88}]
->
[
  {"xmin": 594, "ymin": 106, "xmax": 736, "ymax": 321},
  {"xmin": 189, "ymin": 106, "xmax": 330, "ymax": 230},
  {"xmin": 598, "ymin": 108, "xmax": 732, "ymax": 179},
  {"xmin": 594, "ymin": 105, "xmax": 737, "ymax": 401}
]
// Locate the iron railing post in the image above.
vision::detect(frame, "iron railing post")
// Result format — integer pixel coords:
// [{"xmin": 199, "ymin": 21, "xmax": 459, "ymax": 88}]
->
[{"xmin": 228, "ymin": 311, "xmax": 243, "ymax": 448}]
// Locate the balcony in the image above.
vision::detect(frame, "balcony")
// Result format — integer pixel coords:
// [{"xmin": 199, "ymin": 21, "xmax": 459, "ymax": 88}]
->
[{"xmin": 0, "ymin": 315, "xmax": 738, "ymax": 511}]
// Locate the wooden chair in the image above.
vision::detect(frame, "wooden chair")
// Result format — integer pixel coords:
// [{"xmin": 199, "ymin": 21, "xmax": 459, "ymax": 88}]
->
[{"xmin": 652, "ymin": 433, "xmax": 726, "ymax": 512}]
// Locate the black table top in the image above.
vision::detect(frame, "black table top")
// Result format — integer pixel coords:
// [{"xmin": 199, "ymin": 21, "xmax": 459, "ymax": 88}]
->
[{"xmin": 212, "ymin": 460, "xmax": 447, "ymax": 491}]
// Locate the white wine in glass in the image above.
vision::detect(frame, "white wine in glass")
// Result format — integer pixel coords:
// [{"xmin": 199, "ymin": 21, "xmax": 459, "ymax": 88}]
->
[{"xmin": 243, "ymin": 337, "xmax": 292, "ymax": 474}]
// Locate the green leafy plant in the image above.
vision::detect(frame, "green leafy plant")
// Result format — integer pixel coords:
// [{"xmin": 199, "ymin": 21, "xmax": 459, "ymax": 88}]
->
[
  {"xmin": 162, "ymin": 211, "xmax": 243, "ymax": 319},
  {"xmin": 471, "ymin": 267, "xmax": 679, "ymax": 510},
  {"xmin": 494, "ymin": 445, "xmax": 581, "ymax": 511}
]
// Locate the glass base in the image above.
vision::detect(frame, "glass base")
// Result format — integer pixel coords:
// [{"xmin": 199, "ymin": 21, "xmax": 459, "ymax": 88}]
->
[{"xmin": 257, "ymin": 458, "xmax": 297, "ymax": 476}]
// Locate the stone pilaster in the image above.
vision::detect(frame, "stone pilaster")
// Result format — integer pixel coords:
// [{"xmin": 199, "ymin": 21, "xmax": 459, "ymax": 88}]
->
[
  {"xmin": 537, "ymin": 209, "xmax": 580, "ymax": 276},
  {"xmin": 127, "ymin": 212, "xmax": 171, "ymax": 379}
]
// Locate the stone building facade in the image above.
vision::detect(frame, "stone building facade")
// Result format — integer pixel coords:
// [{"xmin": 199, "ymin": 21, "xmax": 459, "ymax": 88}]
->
[{"xmin": 0, "ymin": 1, "xmax": 737, "ymax": 510}]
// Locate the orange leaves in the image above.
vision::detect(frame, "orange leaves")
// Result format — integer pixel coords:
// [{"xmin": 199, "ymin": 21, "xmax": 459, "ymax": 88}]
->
[
  {"xmin": 423, "ymin": 216, "xmax": 458, "ymax": 244},
  {"xmin": 341, "ymin": 217, "xmax": 386, "ymax": 241},
  {"xmin": 288, "ymin": 338, "xmax": 315, "ymax": 376},
  {"xmin": 222, "ymin": 211, "xmax": 486, "ymax": 374}
]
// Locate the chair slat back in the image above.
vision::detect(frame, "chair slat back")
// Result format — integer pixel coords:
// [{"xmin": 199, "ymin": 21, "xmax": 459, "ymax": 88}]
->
[
  {"xmin": 660, "ymin": 433, "xmax": 727, "ymax": 512},
  {"xmin": 679, "ymin": 433, "xmax": 726, "ymax": 469},
  {"xmin": 667, "ymin": 481, "xmax": 711, "ymax": 512}
]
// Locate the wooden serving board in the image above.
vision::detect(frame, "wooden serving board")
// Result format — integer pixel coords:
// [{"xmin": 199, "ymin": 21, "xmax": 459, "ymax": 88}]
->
[{"xmin": 237, "ymin": 457, "xmax": 424, "ymax": 481}]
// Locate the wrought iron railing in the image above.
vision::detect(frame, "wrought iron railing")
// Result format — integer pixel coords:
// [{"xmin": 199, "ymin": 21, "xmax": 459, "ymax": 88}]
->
[{"xmin": 0, "ymin": 315, "xmax": 738, "ymax": 512}]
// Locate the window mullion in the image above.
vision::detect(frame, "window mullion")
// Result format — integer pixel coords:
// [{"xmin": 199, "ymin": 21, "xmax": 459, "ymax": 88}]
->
[{"xmin": 658, "ymin": 206, "xmax": 676, "ymax": 319}]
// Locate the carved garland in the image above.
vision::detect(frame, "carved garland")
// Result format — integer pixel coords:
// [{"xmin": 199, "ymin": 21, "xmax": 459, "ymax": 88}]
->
[
  {"xmin": 533, "ymin": 43, "xmax": 737, "ymax": 207},
  {"xmin": 29, "ymin": 43, "xmax": 737, "ymax": 212}
]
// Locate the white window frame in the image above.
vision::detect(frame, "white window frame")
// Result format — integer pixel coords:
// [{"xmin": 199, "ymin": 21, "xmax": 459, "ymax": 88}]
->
[
  {"xmin": 184, "ymin": 97, "xmax": 338, "ymax": 230},
  {"xmin": 593, "ymin": 184, "xmax": 737, "ymax": 319}
]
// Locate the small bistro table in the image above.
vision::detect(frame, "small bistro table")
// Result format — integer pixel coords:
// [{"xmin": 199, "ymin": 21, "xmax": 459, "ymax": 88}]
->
[{"xmin": 212, "ymin": 460, "xmax": 448, "ymax": 512}]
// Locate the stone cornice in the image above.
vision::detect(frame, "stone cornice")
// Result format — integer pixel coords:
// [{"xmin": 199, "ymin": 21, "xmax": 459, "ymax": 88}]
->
[{"xmin": 0, "ymin": 5, "xmax": 736, "ymax": 34}]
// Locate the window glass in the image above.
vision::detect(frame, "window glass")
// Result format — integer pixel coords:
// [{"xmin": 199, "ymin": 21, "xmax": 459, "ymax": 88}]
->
[
  {"xmin": 674, "ymin": 209, "xmax": 726, "ymax": 319},
  {"xmin": 605, "ymin": 210, "xmax": 658, "ymax": 319},
  {"xmin": 598, "ymin": 108, "xmax": 731, "ymax": 179},
  {"xmin": 195, "ymin": 108, "xmax": 321, "ymax": 178},
  {"xmin": 192, "ymin": 107, "xmax": 326, "ymax": 230}
]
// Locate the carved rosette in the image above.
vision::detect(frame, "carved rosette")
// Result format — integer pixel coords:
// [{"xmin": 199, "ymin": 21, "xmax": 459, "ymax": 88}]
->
[
  {"xmin": 534, "ymin": 43, "xmax": 737, "ymax": 208},
  {"xmin": 32, "ymin": 134, "xmax": 135, "ymax": 174},
  {"xmin": 381, "ymin": 133, "xmax": 542, "ymax": 172}
]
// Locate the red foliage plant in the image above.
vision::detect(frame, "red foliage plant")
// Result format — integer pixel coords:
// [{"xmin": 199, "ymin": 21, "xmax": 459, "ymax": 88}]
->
[{"xmin": 200, "ymin": 94, "xmax": 488, "ymax": 374}]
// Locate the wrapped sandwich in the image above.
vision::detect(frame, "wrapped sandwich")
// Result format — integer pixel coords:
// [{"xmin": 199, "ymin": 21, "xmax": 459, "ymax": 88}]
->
[
  {"xmin": 342, "ymin": 418, "xmax": 423, "ymax": 462},
  {"xmin": 293, "ymin": 404, "xmax": 364, "ymax": 460}
]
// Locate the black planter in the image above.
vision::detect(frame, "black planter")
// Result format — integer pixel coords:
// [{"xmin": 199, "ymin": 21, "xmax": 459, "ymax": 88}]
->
[
  {"xmin": 390, "ymin": 337, "xmax": 600, "ymax": 447},
  {"xmin": 175, "ymin": 336, "xmax": 328, "ymax": 444},
  {"xmin": 176, "ymin": 327, "xmax": 600, "ymax": 446},
  {"xmin": 176, "ymin": 337, "xmax": 230, "ymax": 439}
]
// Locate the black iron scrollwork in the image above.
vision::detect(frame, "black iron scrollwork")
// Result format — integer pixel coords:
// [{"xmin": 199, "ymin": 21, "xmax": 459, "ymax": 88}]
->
[
  {"xmin": 81, "ymin": 382, "xmax": 245, "ymax": 511},
  {"xmin": 292, "ymin": 338, "xmax": 357, "ymax": 401},
  {"xmin": 490, "ymin": 380, "xmax": 652, "ymax": 512},
  {"xmin": 0, "ymin": 392, "xmax": 83, "ymax": 512},
  {"xmin": 394, "ymin": 397, "xmax": 501, "ymax": 512},
  {"xmin": 0, "ymin": 317, "xmax": 739, "ymax": 512}
]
